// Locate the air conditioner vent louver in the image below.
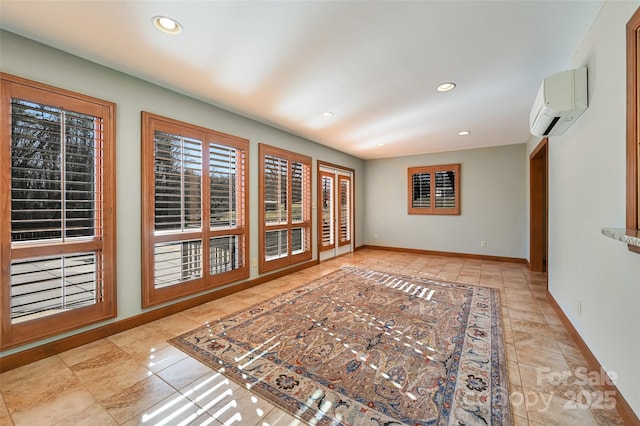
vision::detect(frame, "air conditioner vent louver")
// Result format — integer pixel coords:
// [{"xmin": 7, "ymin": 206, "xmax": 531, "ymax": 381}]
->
[
  {"xmin": 530, "ymin": 68, "xmax": 588, "ymax": 137},
  {"xmin": 543, "ymin": 117, "xmax": 561, "ymax": 136}
]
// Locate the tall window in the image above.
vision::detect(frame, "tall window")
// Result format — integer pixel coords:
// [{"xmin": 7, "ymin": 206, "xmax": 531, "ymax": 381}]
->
[
  {"xmin": 338, "ymin": 175, "xmax": 352, "ymax": 246},
  {"xmin": 408, "ymin": 164, "xmax": 461, "ymax": 215},
  {"xmin": 141, "ymin": 113, "xmax": 248, "ymax": 307},
  {"xmin": 1, "ymin": 74, "xmax": 116, "ymax": 348},
  {"xmin": 259, "ymin": 144, "xmax": 311, "ymax": 272},
  {"xmin": 319, "ymin": 171, "xmax": 335, "ymax": 251},
  {"xmin": 627, "ymin": 8, "xmax": 640, "ymax": 253}
]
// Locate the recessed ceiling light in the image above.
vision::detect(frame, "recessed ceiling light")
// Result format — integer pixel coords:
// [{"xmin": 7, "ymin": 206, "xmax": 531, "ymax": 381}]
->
[
  {"xmin": 321, "ymin": 111, "xmax": 334, "ymax": 118},
  {"xmin": 377, "ymin": 143, "xmax": 385, "ymax": 146},
  {"xmin": 458, "ymin": 130, "xmax": 471, "ymax": 136},
  {"xmin": 437, "ymin": 82, "xmax": 456, "ymax": 92},
  {"xmin": 153, "ymin": 16, "xmax": 182, "ymax": 35}
]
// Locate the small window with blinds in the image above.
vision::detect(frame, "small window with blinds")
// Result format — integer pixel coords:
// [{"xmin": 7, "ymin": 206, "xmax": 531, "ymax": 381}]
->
[
  {"xmin": 1, "ymin": 73, "xmax": 116, "ymax": 349},
  {"xmin": 141, "ymin": 112, "xmax": 248, "ymax": 307},
  {"xmin": 259, "ymin": 144, "xmax": 312, "ymax": 273},
  {"xmin": 408, "ymin": 164, "xmax": 460, "ymax": 215}
]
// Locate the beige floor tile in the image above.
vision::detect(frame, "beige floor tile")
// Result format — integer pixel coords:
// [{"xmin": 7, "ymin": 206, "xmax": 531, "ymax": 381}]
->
[
  {"xmin": 100, "ymin": 374, "xmax": 176, "ymax": 424},
  {"xmin": 591, "ymin": 406, "xmax": 627, "ymax": 425},
  {"xmin": 180, "ymin": 370, "xmax": 241, "ymax": 412},
  {"xmin": 515, "ymin": 346, "xmax": 570, "ymax": 371},
  {"xmin": 455, "ymin": 273, "xmax": 480, "ymax": 285},
  {"xmin": 261, "ymin": 407, "xmax": 306, "ymax": 425},
  {"xmin": 503, "ymin": 324, "xmax": 515, "ymax": 345},
  {"xmin": 503, "ymin": 280, "xmax": 530, "ymax": 289},
  {"xmin": 146, "ymin": 343, "xmax": 190, "ymax": 373},
  {"xmin": 0, "ymin": 356, "xmax": 80, "ymax": 415},
  {"xmin": 73, "ymin": 354, "xmax": 151, "ymax": 402},
  {"xmin": 206, "ymin": 386, "xmax": 276, "ymax": 425},
  {"xmin": 508, "ymin": 361, "xmax": 522, "ymax": 387},
  {"xmin": 0, "ymin": 394, "xmax": 8, "ymax": 417},
  {"xmin": 510, "ymin": 318, "xmax": 554, "ymax": 336},
  {"xmin": 9, "ymin": 387, "xmax": 116, "ymax": 426},
  {"xmin": 108, "ymin": 324, "xmax": 169, "ymax": 353},
  {"xmin": 508, "ymin": 308, "xmax": 548, "ymax": 325},
  {"xmin": 146, "ymin": 313, "xmax": 202, "ymax": 338},
  {"xmin": 519, "ymin": 364, "xmax": 557, "ymax": 394},
  {"xmin": 557, "ymin": 341, "xmax": 584, "ymax": 360},
  {"xmin": 505, "ymin": 343, "xmax": 518, "ymax": 363},
  {"xmin": 477, "ymin": 279, "xmax": 504, "ymax": 289},
  {"xmin": 508, "ymin": 300, "xmax": 542, "ymax": 314},
  {"xmin": 505, "ymin": 288, "xmax": 534, "ymax": 298},
  {"xmin": 525, "ymin": 392, "xmax": 598, "ymax": 426},
  {"xmin": 157, "ymin": 356, "xmax": 213, "ymax": 390},
  {"xmin": 513, "ymin": 330, "xmax": 562, "ymax": 354},
  {"xmin": 58, "ymin": 338, "xmax": 121, "ymax": 367},
  {"xmin": 183, "ymin": 370, "xmax": 263, "ymax": 423},
  {"xmin": 120, "ymin": 392, "xmax": 216, "ymax": 426},
  {"xmin": 513, "ymin": 414, "xmax": 529, "ymax": 426},
  {"xmin": 509, "ymin": 383, "xmax": 529, "ymax": 419}
]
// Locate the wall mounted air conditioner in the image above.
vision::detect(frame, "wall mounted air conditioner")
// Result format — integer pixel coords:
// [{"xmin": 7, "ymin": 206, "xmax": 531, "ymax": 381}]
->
[{"xmin": 529, "ymin": 67, "xmax": 588, "ymax": 137}]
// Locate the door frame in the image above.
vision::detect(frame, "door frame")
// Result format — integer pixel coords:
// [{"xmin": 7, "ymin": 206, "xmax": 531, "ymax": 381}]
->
[
  {"xmin": 530, "ymin": 138, "xmax": 548, "ymax": 275},
  {"xmin": 317, "ymin": 160, "xmax": 355, "ymax": 261}
]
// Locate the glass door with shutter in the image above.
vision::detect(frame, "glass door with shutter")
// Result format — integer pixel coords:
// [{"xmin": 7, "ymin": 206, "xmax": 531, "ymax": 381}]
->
[{"xmin": 318, "ymin": 165, "xmax": 353, "ymax": 261}]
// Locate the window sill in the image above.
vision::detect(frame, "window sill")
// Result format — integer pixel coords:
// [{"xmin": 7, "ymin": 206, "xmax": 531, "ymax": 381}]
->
[{"xmin": 601, "ymin": 227, "xmax": 640, "ymax": 252}]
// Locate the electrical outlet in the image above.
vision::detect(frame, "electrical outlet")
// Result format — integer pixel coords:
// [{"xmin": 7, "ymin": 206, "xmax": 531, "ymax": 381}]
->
[
  {"xmin": 252, "ymin": 258, "xmax": 258, "ymax": 268},
  {"xmin": 374, "ymin": 233, "xmax": 379, "ymax": 239},
  {"xmin": 577, "ymin": 298, "xmax": 582, "ymax": 316},
  {"xmin": 481, "ymin": 240, "xmax": 487, "ymax": 248}
]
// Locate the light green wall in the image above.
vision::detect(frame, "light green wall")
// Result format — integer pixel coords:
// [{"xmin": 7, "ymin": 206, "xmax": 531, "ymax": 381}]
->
[
  {"xmin": 0, "ymin": 30, "xmax": 365, "ymax": 356},
  {"xmin": 538, "ymin": 1, "xmax": 640, "ymax": 415},
  {"xmin": 364, "ymin": 144, "xmax": 527, "ymax": 259}
]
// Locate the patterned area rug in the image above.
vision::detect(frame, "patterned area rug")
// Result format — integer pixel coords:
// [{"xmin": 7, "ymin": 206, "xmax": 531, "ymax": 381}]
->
[{"xmin": 170, "ymin": 266, "xmax": 512, "ymax": 425}]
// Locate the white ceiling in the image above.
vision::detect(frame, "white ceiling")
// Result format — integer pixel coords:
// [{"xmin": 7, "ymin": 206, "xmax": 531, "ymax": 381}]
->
[{"xmin": 0, "ymin": 1, "xmax": 603, "ymax": 160}]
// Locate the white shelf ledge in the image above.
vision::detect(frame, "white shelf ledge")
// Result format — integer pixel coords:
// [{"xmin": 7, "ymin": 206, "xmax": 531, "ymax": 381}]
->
[{"xmin": 601, "ymin": 227, "xmax": 640, "ymax": 247}]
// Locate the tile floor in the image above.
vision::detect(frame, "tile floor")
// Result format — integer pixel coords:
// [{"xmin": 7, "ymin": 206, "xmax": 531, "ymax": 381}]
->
[{"xmin": 0, "ymin": 249, "xmax": 627, "ymax": 425}]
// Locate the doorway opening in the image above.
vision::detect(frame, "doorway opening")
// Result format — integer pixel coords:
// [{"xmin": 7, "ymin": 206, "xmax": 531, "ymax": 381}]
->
[
  {"xmin": 530, "ymin": 138, "xmax": 548, "ymax": 276},
  {"xmin": 317, "ymin": 162, "xmax": 354, "ymax": 261}
]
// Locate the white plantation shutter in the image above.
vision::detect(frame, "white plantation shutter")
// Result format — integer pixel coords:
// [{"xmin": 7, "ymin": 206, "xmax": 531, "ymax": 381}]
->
[
  {"xmin": 408, "ymin": 164, "xmax": 460, "ymax": 215},
  {"xmin": 338, "ymin": 175, "xmax": 351, "ymax": 245},
  {"xmin": 259, "ymin": 144, "xmax": 312, "ymax": 272},
  {"xmin": 320, "ymin": 172, "xmax": 334, "ymax": 249},
  {"xmin": 209, "ymin": 143, "xmax": 245, "ymax": 275},
  {"xmin": 209, "ymin": 143, "xmax": 240, "ymax": 228},
  {"xmin": 9, "ymin": 101, "xmax": 106, "ymax": 322},
  {"xmin": 2, "ymin": 74, "xmax": 116, "ymax": 348},
  {"xmin": 435, "ymin": 170, "xmax": 457, "ymax": 209},
  {"xmin": 142, "ymin": 113, "xmax": 248, "ymax": 307},
  {"xmin": 152, "ymin": 131, "xmax": 203, "ymax": 289},
  {"xmin": 154, "ymin": 132, "xmax": 202, "ymax": 232},
  {"xmin": 264, "ymin": 155, "xmax": 288, "ymax": 224},
  {"xmin": 265, "ymin": 229, "xmax": 288, "ymax": 260},
  {"xmin": 10, "ymin": 100, "xmax": 103, "ymax": 242},
  {"xmin": 411, "ymin": 172, "xmax": 431, "ymax": 209}
]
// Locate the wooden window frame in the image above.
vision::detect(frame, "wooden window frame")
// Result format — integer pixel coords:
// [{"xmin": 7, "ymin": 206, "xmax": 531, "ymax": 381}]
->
[
  {"xmin": 141, "ymin": 112, "xmax": 249, "ymax": 308},
  {"xmin": 407, "ymin": 163, "xmax": 461, "ymax": 215},
  {"xmin": 0, "ymin": 73, "xmax": 117, "ymax": 349},
  {"xmin": 319, "ymin": 170, "xmax": 335, "ymax": 252},
  {"xmin": 259, "ymin": 144, "xmax": 312, "ymax": 273},
  {"xmin": 626, "ymin": 8, "xmax": 640, "ymax": 254}
]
